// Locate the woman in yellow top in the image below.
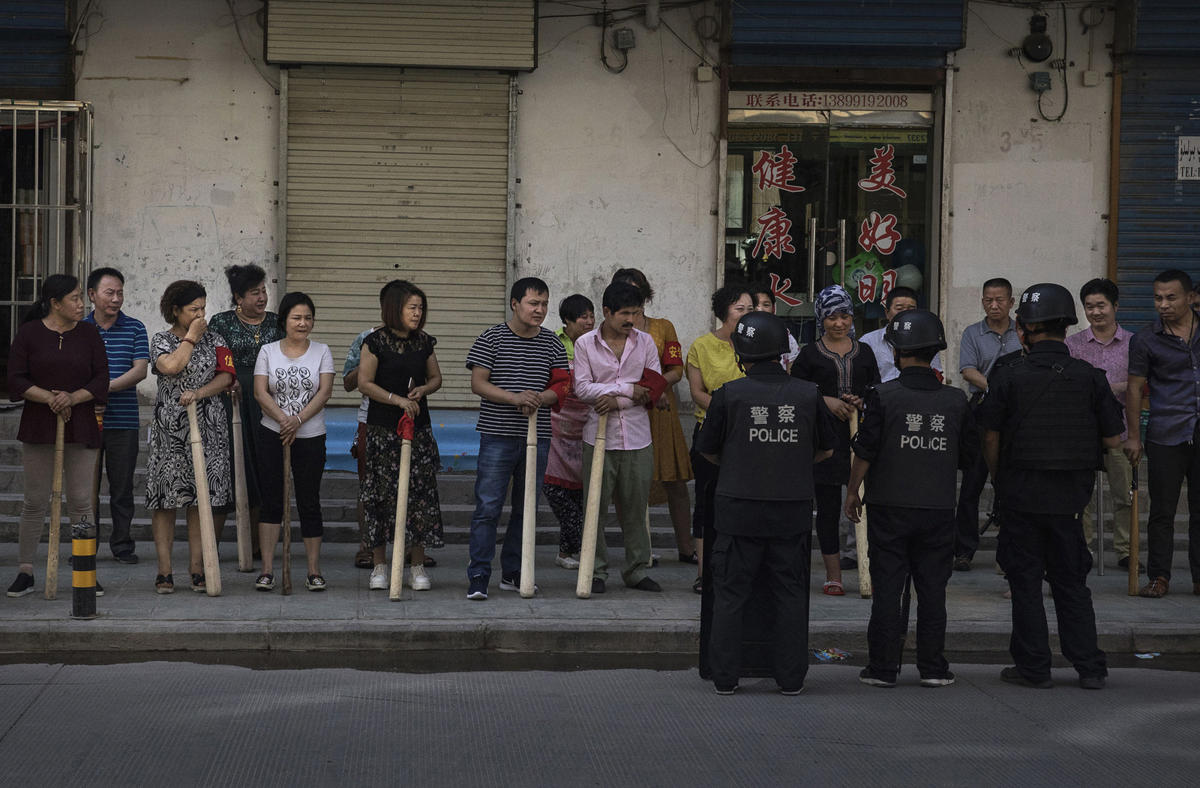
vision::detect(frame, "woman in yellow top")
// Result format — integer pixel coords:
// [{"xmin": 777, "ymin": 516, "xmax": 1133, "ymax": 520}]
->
[
  {"xmin": 611, "ymin": 268, "xmax": 695, "ymax": 564},
  {"xmin": 685, "ymin": 282, "xmax": 754, "ymax": 594}
]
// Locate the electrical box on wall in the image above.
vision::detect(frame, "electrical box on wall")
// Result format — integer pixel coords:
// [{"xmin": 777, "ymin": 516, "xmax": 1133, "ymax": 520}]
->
[
  {"xmin": 613, "ymin": 28, "xmax": 636, "ymax": 50},
  {"xmin": 1082, "ymin": 70, "xmax": 1100, "ymax": 87},
  {"xmin": 696, "ymin": 65, "xmax": 713, "ymax": 82},
  {"xmin": 1030, "ymin": 72, "xmax": 1052, "ymax": 93}
]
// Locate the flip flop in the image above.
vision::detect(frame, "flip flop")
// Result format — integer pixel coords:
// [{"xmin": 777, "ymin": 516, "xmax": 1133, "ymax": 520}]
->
[{"xmin": 822, "ymin": 580, "xmax": 845, "ymax": 596}]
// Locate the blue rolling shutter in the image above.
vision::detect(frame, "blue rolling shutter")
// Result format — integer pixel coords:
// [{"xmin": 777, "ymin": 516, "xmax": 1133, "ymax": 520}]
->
[
  {"xmin": 731, "ymin": 0, "xmax": 966, "ymax": 70},
  {"xmin": 0, "ymin": 1, "xmax": 71, "ymax": 98}
]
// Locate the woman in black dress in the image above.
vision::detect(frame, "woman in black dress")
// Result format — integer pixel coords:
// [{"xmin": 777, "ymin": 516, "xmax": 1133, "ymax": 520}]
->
[{"xmin": 791, "ymin": 285, "xmax": 879, "ymax": 596}]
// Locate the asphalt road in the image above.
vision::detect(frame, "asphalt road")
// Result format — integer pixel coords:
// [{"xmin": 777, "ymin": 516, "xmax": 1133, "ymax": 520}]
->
[{"xmin": 1, "ymin": 661, "xmax": 1196, "ymax": 787}]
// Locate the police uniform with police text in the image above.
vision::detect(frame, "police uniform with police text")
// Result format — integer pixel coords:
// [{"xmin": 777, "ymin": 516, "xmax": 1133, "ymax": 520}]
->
[
  {"xmin": 695, "ymin": 351, "xmax": 836, "ymax": 693},
  {"xmin": 852, "ymin": 367, "xmax": 978, "ymax": 683},
  {"xmin": 980, "ymin": 285, "xmax": 1123, "ymax": 686}
]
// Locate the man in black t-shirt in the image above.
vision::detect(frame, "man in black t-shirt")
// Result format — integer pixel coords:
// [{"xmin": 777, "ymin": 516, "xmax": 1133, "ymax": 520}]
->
[{"xmin": 464, "ymin": 277, "xmax": 569, "ymax": 601}]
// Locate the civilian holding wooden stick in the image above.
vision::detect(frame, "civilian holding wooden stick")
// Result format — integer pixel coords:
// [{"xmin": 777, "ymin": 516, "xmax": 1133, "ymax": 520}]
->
[
  {"xmin": 145, "ymin": 281, "xmax": 235, "ymax": 595},
  {"xmin": 252, "ymin": 293, "xmax": 335, "ymax": 593},
  {"xmin": 6, "ymin": 275, "xmax": 109, "ymax": 599}
]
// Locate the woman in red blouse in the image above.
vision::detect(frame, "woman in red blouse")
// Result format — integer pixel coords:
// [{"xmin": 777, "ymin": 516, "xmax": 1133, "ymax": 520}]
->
[{"xmin": 6, "ymin": 274, "xmax": 110, "ymax": 598}]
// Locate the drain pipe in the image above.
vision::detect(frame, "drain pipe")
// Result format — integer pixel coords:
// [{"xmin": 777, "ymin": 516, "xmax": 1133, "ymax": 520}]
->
[{"xmin": 645, "ymin": 0, "xmax": 660, "ymax": 30}]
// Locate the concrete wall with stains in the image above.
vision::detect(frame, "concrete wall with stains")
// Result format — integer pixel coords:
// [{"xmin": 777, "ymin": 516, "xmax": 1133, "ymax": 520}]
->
[
  {"xmin": 943, "ymin": 2, "xmax": 1115, "ymax": 377},
  {"xmin": 75, "ymin": 0, "xmax": 280, "ymax": 400},
  {"xmin": 513, "ymin": 5, "xmax": 722, "ymax": 389}
]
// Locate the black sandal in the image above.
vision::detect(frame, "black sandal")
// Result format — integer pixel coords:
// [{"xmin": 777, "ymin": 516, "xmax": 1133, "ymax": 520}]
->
[
  {"xmin": 306, "ymin": 574, "xmax": 327, "ymax": 591},
  {"xmin": 155, "ymin": 574, "xmax": 174, "ymax": 595},
  {"xmin": 679, "ymin": 551, "xmax": 698, "ymax": 565},
  {"xmin": 191, "ymin": 573, "xmax": 206, "ymax": 593},
  {"xmin": 692, "ymin": 577, "xmax": 703, "ymax": 595}
]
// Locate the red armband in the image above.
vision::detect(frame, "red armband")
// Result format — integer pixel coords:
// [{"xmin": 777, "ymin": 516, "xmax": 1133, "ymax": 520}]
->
[
  {"xmin": 547, "ymin": 367, "xmax": 572, "ymax": 413},
  {"xmin": 215, "ymin": 347, "xmax": 236, "ymax": 379},
  {"xmin": 397, "ymin": 413, "xmax": 415, "ymax": 441},
  {"xmin": 637, "ymin": 368, "xmax": 670, "ymax": 410},
  {"xmin": 661, "ymin": 340, "xmax": 684, "ymax": 368}
]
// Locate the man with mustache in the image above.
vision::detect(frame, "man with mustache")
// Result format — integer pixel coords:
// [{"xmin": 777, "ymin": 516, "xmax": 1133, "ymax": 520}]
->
[{"xmin": 572, "ymin": 282, "xmax": 668, "ymax": 594}]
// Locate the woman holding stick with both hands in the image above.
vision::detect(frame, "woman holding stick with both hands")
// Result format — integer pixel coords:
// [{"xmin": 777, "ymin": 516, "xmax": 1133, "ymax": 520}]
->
[
  {"xmin": 145, "ymin": 281, "xmax": 235, "ymax": 594},
  {"xmin": 6, "ymin": 275, "xmax": 109, "ymax": 598},
  {"xmin": 358, "ymin": 281, "xmax": 445, "ymax": 592},
  {"xmin": 252, "ymin": 292, "xmax": 335, "ymax": 592}
]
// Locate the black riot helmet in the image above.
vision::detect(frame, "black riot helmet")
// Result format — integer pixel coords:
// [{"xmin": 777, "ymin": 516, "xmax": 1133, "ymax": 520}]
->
[
  {"xmin": 732, "ymin": 311, "xmax": 791, "ymax": 362},
  {"xmin": 1016, "ymin": 283, "xmax": 1078, "ymax": 326},
  {"xmin": 885, "ymin": 308, "xmax": 947, "ymax": 352}
]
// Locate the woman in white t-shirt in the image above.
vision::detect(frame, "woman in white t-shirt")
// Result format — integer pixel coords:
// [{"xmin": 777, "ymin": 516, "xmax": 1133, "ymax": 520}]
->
[{"xmin": 252, "ymin": 292, "xmax": 335, "ymax": 592}]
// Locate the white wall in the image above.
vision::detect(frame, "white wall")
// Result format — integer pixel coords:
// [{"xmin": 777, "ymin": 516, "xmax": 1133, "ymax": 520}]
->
[
  {"xmin": 944, "ymin": 2, "xmax": 1115, "ymax": 376},
  {"xmin": 75, "ymin": 0, "xmax": 280, "ymax": 400},
  {"xmin": 514, "ymin": 4, "xmax": 722, "ymax": 382}
]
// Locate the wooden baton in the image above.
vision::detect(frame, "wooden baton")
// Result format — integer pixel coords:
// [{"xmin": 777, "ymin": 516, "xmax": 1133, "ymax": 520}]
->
[
  {"xmin": 281, "ymin": 443, "xmax": 292, "ymax": 596},
  {"xmin": 1128, "ymin": 462, "xmax": 1140, "ymax": 596},
  {"xmin": 388, "ymin": 428, "xmax": 413, "ymax": 602},
  {"xmin": 186, "ymin": 402, "xmax": 222, "ymax": 596},
  {"xmin": 576, "ymin": 412, "xmax": 609, "ymax": 598},
  {"xmin": 519, "ymin": 414, "xmax": 538, "ymax": 598},
  {"xmin": 230, "ymin": 401, "xmax": 253, "ymax": 572},
  {"xmin": 45, "ymin": 416, "xmax": 65, "ymax": 600},
  {"xmin": 850, "ymin": 410, "xmax": 872, "ymax": 598}
]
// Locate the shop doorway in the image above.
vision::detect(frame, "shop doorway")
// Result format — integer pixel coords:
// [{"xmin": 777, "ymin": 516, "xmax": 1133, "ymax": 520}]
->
[{"xmin": 726, "ymin": 91, "xmax": 935, "ymax": 343}]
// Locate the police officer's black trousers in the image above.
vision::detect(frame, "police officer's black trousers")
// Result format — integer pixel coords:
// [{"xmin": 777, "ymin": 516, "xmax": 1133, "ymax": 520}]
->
[
  {"xmin": 997, "ymin": 509, "xmax": 1107, "ymax": 681},
  {"xmin": 709, "ymin": 531, "xmax": 812, "ymax": 691},
  {"xmin": 866, "ymin": 505, "xmax": 954, "ymax": 682},
  {"xmin": 954, "ymin": 452, "xmax": 989, "ymax": 560}
]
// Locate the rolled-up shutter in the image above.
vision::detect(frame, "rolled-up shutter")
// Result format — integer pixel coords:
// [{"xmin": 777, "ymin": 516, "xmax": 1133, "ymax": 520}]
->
[
  {"xmin": 266, "ymin": 0, "xmax": 537, "ymax": 71},
  {"xmin": 284, "ymin": 66, "xmax": 510, "ymax": 407}
]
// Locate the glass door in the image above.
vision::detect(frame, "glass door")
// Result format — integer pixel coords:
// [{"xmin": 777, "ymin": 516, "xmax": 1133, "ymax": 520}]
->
[{"xmin": 726, "ymin": 100, "xmax": 935, "ymax": 343}]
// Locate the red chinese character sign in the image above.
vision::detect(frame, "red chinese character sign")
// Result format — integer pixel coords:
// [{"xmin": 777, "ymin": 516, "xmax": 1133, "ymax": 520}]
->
[
  {"xmin": 768, "ymin": 273, "xmax": 803, "ymax": 307},
  {"xmin": 858, "ymin": 211, "xmax": 902, "ymax": 255},
  {"xmin": 857, "ymin": 144, "xmax": 907, "ymax": 198},
  {"xmin": 855, "ymin": 268, "xmax": 898, "ymax": 304},
  {"xmin": 752, "ymin": 146, "xmax": 805, "ymax": 193},
  {"xmin": 752, "ymin": 207, "xmax": 795, "ymax": 261}
]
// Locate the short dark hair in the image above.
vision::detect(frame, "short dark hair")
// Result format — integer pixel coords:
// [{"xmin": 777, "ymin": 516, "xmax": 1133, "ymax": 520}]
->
[
  {"xmin": 897, "ymin": 346, "xmax": 938, "ymax": 363},
  {"xmin": 87, "ymin": 267, "xmax": 124, "ymax": 292},
  {"xmin": 224, "ymin": 264, "xmax": 267, "ymax": 306},
  {"xmin": 711, "ymin": 283, "xmax": 753, "ymax": 321},
  {"xmin": 1079, "ymin": 278, "xmax": 1119, "ymax": 306},
  {"xmin": 982, "ymin": 278, "xmax": 1013, "ymax": 296},
  {"xmin": 510, "ymin": 277, "xmax": 549, "ymax": 304},
  {"xmin": 746, "ymin": 281, "xmax": 772, "ymax": 302},
  {"xmin": 611, "ymin": 268, "xmax": 655, "ymax": 303},
  {"xmin": 559, "ymin": 294, "xmax": 595, "ymax": 324},
  {"xmin": 885, "ymin": 286, "xmax": 919, "ymax": 308},
  {"xmin": 1154, "ymin": 269, "xmax": 1193, "ymax": 292},
  {"xmin": 379, "ymin": 279, "xmax": 403, "ymax": 305},
  {"xmin": 602, "ymin": 282, "xmax": 645, "ymax": 314},
  {"xmin": 276, "ymin": 292, "xmax": 316, "ymax": 332},
  {"xmin": 381, "ymin": 280, "xmax": 427, "ymax": 332},
  {"xmin": 160, "ymin": 280, "xmax": 207, "ymax": 325}
]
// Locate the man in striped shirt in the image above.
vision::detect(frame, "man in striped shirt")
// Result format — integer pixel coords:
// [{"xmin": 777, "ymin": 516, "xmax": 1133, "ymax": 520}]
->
[
  {"xmin": 84, "ymin": 267, "xmax": 149, "ymax": 564},
  {"xmin": 464, "ymin": 277, "xmax": 570, "ymax": 600}
]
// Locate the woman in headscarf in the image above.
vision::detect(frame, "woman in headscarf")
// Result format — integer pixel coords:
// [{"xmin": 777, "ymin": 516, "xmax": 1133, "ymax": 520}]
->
[{"xmin": 791, "ymin": 284, "xmax": 879, "ymax": 596}]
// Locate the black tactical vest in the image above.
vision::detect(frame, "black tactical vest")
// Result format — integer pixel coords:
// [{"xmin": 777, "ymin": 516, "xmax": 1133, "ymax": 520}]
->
[
  {"xmin": 714, "ymin": 375, "xmax": 824, "ymax": 502},
  {"xmin": 865, "ymin": 380, "xmax": 969, "ymax": 510},
  {"xmin": 1000, "ymin": 353, "xmax": 1103, "ymax": 470}
]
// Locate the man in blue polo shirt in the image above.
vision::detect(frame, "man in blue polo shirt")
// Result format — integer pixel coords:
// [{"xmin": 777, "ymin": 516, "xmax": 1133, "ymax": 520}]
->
[{"xmin": 84, "ymin": 267, "xmax": 149, "ymax": 563}]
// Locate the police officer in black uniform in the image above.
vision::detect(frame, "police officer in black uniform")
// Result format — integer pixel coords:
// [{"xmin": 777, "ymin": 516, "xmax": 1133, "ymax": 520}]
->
[
  {"xmin": 695, "ymin": 312, "xmax": 836, "ymax": 696},
  {"xmin": 980, "ymin": 283, "xmax": 1123, "ymax": 690},
  {"xmin": 845, "ymin": 310, "xmax": 978, "ymax": 688}
]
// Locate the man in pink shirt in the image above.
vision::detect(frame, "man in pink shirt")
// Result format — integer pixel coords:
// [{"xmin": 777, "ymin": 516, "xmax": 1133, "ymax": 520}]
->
[
  {"xmin": 1065, "ymin": 278, "xmax": 1136, "ymax": 569},
  {"xmin": 574, "ymin": 282, "xmax": 668, "ymax": 594}
]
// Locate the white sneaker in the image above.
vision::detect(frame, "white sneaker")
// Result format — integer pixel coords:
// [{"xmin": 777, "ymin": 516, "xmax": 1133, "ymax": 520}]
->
[
  {"xmin": 369, "ymin": 564, "xmax": 388, "ymax": 590},
  {"xmin": 556, "ymin": 554, "xmax": 580, "ymax": 570},
  {"xmin": 410, "ymin": 565, "xmax": 431, "ymax": 591}
]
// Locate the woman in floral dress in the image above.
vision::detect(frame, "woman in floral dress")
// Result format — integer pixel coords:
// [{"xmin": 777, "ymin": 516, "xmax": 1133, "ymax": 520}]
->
[
  {"xmin": 356, "ymin": 280, "xmax": 444, "ymax": 592},
  {"xmin": 146, "ymin": 280, "xmax": 236, "ymax": 594},
  {"xmin": 208, "ymin": 264, "xmax": 284, "ymax": 544}
]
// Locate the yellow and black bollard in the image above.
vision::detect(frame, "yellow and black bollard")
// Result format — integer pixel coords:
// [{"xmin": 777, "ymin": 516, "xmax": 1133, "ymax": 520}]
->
[{"xmin": 71, "ymin": 520, "xmax": 98, "ymax": 619}]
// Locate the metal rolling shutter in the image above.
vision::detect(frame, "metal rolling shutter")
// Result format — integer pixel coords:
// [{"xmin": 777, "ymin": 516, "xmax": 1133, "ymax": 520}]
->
[
  {"xmin": 284, "ymin": 66, "xmax": 510, "ymax": 407},
  {"xmin": 0, "ymin": 0, "xmax": 71, "ymax": 99},
  {"xmin": 265, "ymin": 0, "xmax": 537, "ymax": 71}
]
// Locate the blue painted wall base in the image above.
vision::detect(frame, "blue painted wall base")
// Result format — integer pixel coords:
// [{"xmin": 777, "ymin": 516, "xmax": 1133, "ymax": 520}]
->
[{"xmin": 324, "ymin": 408, "xmax": 481, "ymax": 473}]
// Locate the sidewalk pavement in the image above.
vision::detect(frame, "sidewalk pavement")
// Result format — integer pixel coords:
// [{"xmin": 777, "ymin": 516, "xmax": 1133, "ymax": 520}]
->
[{"xmin": 1, "ymin": 543, "xmax": 1198, "ymax": 657}]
